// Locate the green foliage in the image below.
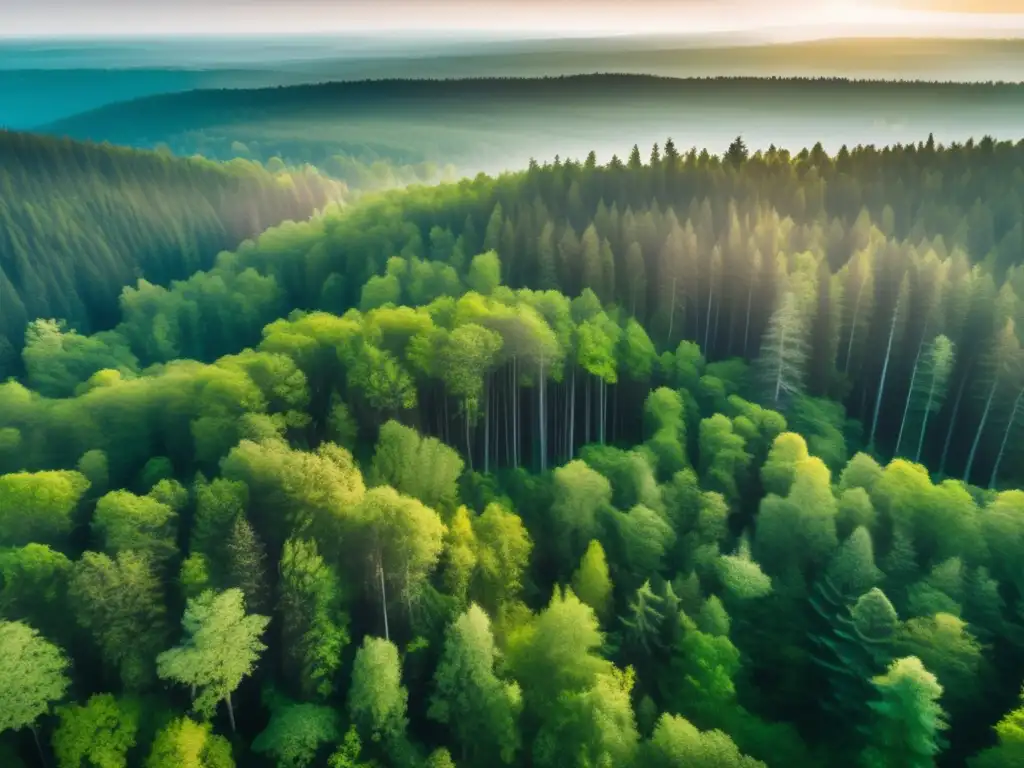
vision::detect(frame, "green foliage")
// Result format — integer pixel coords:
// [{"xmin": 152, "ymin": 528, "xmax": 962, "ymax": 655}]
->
[
  {"xmin": 3, "ymin": 126, "xmax": 1024, "ymax": 768},
  {"xmin": 571, "ymin": 540, "xmax": 613, "ymax": 623},
  {"xmin": 0, "ymin": 621, "xmax": 69, "ymax": 736},
  {"xmin": 278, "ymin": 538, "xmax": 350, "ymax": 700},
  {"xmin": 92, "ymin": 490, "xmax": 178, "ymax": 566},
  {"xmin": 647, "ymin": 713, "xmax": 766, "ymax": 768},
  {"xmin": 0, "ymin": 470, "xmax": 89, "ymax": 547},
  {"xmin": 145, "ymin": 717, "xmax": 235, "ymax": 768},
  {"xmin": 157, "ymin": 589, "xmax": 269, "ymax": 726},
  {"xmin": 863, "ymin": 657, "xmax": 947, "ymax": 768},
  {"xmin": 0, "ymin": 543, "xmax": 72, "ymax": 641},
  {"xmin": 53, "ymin": 694, "xmax": 139, "ymax": 768},
  {"xmin": 348, "ymin": 637, "xmax": 408, "ymax": 746},
  {"xmin": 252, "ymin": 694, "xmax": 340, "ymax": 768},
  {"xmin": 428, "ymin": 604, "xmax": 521, "ymax": 765},
  {"xmin": 370, "ymin": 420, "xmax": 464, "ymax": 511},
  {"xmin": 969, "ymin": 689, "xmax": 1024, "ymax": 768},
  {"xmin": 70, "ymin": 551, "xmax": 168, "ymax": 690}
]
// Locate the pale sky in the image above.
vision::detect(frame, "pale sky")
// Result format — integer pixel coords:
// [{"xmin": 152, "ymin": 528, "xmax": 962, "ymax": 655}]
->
[{"xmin": 1, "ymin": 0, "xmax": 1023, "ymax": 38}]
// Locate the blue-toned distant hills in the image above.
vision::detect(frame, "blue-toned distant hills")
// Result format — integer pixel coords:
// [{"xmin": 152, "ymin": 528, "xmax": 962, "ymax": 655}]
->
[{"xmin": 5, "ymin": 34, "xmax": 1024, "ymax": 129}]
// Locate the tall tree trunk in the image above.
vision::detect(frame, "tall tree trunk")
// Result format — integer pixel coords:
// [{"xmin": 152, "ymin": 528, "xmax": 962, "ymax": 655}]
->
[
  {"xmin": 916, "ymin": 359, "xmax": 941, "ymax": 464},
  {"xmin": 868, "ymin": 299, "xmax": 900, "ymax": 450},
  {"xmin": 895, "ymin": 341, "xmax": 924, "ymax": 457},
  {"xmin": 988, "ymin": 386, "xmax": 1023, "ymax": 489},
  {"xmin": 539, "ymin": 355, "xmax": 547, "ymax": 472},
  {"xmin": 940, "ymin": 374, "xmax": 968, "ymax": 476},
  {"xmin": 31, "ymin": 724, "xmax": 45, "ymax": 767},
  {"xmin": 964, "ymin": 377, "xmax": 999, "ymax": 484},
  {"xmin": 585, "ymin": 375, "xmax": 591, "ymax": 445},
  {"xmin": 772, "ymin": 323, "xmax": 788, "ymax": 404},
  {"xmin": 612, "ymin": 382, "xmax": 619, "ymax": 443},
  {"xmin": 226, "ymin": 693, "xmax": 236, "ymax": 733},
  {"xmin": 569, "ymin": 367, "xmax": 576, "ymax": 460},
  {"xmin": 843, "ymin": 282, "xmax": 864, "ymax": 374},
  {"xmin": 744, "ymin": 278, "xmax": 754, "ymax": 355},
  {"xmin": 703, "ymin": 286, "xmax": 714, "ymax": 354},
  {"xmin": 504, "ymin": 364, "xmax": 511, "ymax": 468},
  {"xmin": 512, "ymin": 357, "xmax": 519, "ymax": 470},
  {"xmin": 379, "ymin": 559, "xmax": 390, "ymax": 642},
  {"xmin": 484, "ymin": 378, "xmax": 490, "ymax": 474},
  {"xmin": 464, "ymin": 399, "xmax": 473, "ymax": 472},
  {"xmin": 666, "ymin": 277, "xmax": 677, "ymax": 345}
]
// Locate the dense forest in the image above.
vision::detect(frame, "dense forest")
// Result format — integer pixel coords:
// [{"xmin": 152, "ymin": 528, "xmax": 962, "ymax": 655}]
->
[
  {"xmin": 2, "ymin": 132, "xmax": 1024, "ymax": 768},
  {"xmin": 41, "ymin": 76, "xmax": 1024, "ymax": 173},
  {"xmin": 0, "ymin": 131, "xmax": 346, "ymax": 370}
]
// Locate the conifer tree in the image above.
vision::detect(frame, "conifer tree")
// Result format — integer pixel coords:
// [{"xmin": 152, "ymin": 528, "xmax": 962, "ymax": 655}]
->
[
  {"xmin": 862, "ymin": 657, "xmax": 947, "ymax": 768},
  {"xmin": 755, "ymin": 292, "xmax": 809, "ymax": 409}
]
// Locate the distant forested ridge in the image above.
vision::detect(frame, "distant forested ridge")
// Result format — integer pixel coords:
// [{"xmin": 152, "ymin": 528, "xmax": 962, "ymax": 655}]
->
[
  {"xmin": 40, "ymin": 76, "xmax": 1024, "ymax": 173},
  {"xmin": 0, "ymin": 131, "xmax": 345, "ymax": 370},
  {"xmin": 2, "ymin": 132, "xmax": 1024, "ymax": 768}
]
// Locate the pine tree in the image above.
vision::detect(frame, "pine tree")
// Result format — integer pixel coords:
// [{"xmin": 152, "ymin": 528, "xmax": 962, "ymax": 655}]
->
[
  {"xmin": 226, "ymin": 516, "xmax": 270, "ymax": 614},
  {"xmin": 964, "ymin": 319, "xmax": 1022, "ymax": 485},
  {"xmin": 621, "ymin": 579, "xmax": 665, "ymax": 654},
  {"xmin": 892, "ymin": 335, "xmax": 956, "ymax": 463},
  {"xmin": 755, "ymin": 292, "xmax": 809, "ymax": 409},
  {"xmin": 862, "ymin": 657, "xmax": 947, "ymax": 768}
]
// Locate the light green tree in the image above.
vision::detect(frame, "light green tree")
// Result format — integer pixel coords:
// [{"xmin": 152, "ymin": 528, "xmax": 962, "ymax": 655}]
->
[
  {"xmin": 429, "ymin": 604, "xmax": 521, "ymax": 766},
  {"xmin": 571, "ymin": 540, "xmax": 613, "ymax": 623},
  {"xmin": 70, "ymin": 551, "xmax": 168, "ymax": 690},
  {"xmin": 863, "ymin": 656, "xmax": 947, "ymax": 768},
  {"xmin": 53, "ymin": 694, "xmax": 139, "ymax": 768},
  {"xmin": 348, "ymin": 637, "xmax": 408, "ymax": 747},
  {"xmin": 252, "ymin": 693, "xmax": 340, "ymax": 768},
  {"xmin": 0, "ymin": 621, "xmax": 70, "ymax": 762},
  {"xmin": 145, "ymin": 717, "xmax": 234, "ymax": 768},
  {"xmin": 157, "ymin": 589, "xmax": 269, "ymax": 732},
  {"xmin": 278, "ymin": 538, "xmax": 350, "ymax": 701},
  {"xmin": 646, "ymin": 712, "xmax": 766, "ymax": 768}
]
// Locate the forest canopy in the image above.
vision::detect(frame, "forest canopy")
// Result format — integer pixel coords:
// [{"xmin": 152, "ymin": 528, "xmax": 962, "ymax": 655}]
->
[
  {"xmin": 0, "ymin": 130, "xmax": 345, "ymax": 372},
  {"xmin": 2, "ymin": 129, "xmax": 1024, "ymax": 768}
]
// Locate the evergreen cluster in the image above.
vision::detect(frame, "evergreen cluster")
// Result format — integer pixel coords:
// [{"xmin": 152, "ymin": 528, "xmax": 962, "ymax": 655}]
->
[{"xmin": 0, "ymin": 130, "xmax": 345, "ymax": 370}]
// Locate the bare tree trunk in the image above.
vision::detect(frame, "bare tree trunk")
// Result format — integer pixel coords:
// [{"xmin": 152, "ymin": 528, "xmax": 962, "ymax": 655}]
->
[
  {"xmin": 868, "ymin": 299, "xmax": 900, "ymax": 450},
  {"xmin": 226, "ymin": 694, "xmax": 236, "ymax": 733},
  {"xmin": 666, "ymin": 277, "xmax": 677, "ymax": 345},
  {"xmin": 843, "ymin": 282, "xmax": 864, "ymax": 374},
  {"xmin": 504, "ymin": 364, "xmax": 511, "ymax": 467},
  {"xmin": 703, "ymin": 286, "xmax": 714, "ymax": 354},
  {"xmin": 465, "ymin": 398, "xmax": 473, "ymax": 472},
  {"xmin": 31, "ymin": 725, "xmax": 46, "ymax": 767},
  {"xmin": 539, "ymin": 355, "xmax": 547, "ymax": 472},
  {"xmin": 585, "ymin": 375, "xmax": 591, "ymax": 445},
  {"xmin": 916, "ymin": 361, "xmax": 941, "ymax": 464},
  {"xmin": 988, "ymin": 386, "xmax": 1023, "ymax": 489},
  {"xmin": 484, "ymin": 377, "xmax": 490, "ymax": 474},
  {"xmin": 964, "ymin": 377, "xmax": 999, "ymax": 485},
  {"xmin": 744, "ymin": 279, "xmax": 754, "ymax": 355},
  {"xmin": 896, "ymin": 341, "xmax": 924, "ymax": 457},
  {"xmin": 940, "ymin": 374, "xmax": 968, "ymax": 476},
  {"xmin": 379, "ymin": 559, "xmax": 390, "ymax": 642},
  {"xmin": 569, "ymin": 366, "xmax": 576, "ymax": 460}
]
